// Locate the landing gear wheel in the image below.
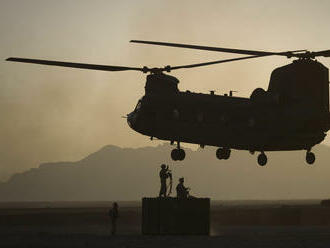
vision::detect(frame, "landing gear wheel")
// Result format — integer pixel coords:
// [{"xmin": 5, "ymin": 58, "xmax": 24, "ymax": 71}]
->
[
  {"xmin": 222, "ymin": 149, "xmax": 231, "ymax": 160},
  {"xmin": 171, "ymin": 149, "xmax": 179, "ymax": 161},
  {"xmin": 306, "ymin": 152, "xmax": 315, "ymax": 165},
  {"xmin": 216, "ymin": 148, "xmax": 231, "ymax": 160},
  {"xmin": 216, "ymin": 148, "xmax": 223, "ymax": 160},
  {"xmin": 257, "ymin": 153, "xmax": 267, "ymax": 166},
  {"xmin": 171, "ymin": 148, "xmax": 185, "ymax": 161},
  {"xmin": 178, "ymin": 149, "xmax": 185, "ymax": 161}
]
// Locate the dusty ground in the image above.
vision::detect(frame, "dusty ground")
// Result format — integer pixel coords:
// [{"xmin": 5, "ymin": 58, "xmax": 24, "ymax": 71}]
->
[{"xmin": 1, "ymin": 201, "xmax": 330, "ymax": 247}]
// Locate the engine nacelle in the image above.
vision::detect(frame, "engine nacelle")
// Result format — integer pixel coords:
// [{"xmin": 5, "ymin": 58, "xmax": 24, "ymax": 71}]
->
[{"xmin": 250, "ymin": 88, "xmax": 280, "ymax": 105}]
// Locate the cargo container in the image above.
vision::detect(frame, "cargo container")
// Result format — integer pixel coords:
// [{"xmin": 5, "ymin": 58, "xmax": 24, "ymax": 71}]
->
[{"xmin": 142, "ymin": 197, "xmax": 210, "ymax": 235}]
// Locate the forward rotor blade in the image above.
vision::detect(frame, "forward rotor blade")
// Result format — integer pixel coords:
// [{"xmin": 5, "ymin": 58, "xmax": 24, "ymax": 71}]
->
[
  {"xmin": 131, "ymin": 40, "xmax": 297, "ymax": 57},
  {"xmin": 169, "ymin": 55, "xmax": 268, "ymax": 71},
  {"xmin": 6, "ymin": 57, "xmax": 145, "ymax": 72}
]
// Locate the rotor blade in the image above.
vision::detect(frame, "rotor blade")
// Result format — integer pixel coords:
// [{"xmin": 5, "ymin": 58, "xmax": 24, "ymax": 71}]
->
[
  {"xmin": 131, "ymin": 40, "xmax": 299, "ymax": 57},
  {"xmin": 6, "ymin": 57, "xmax": 145, "ymax": 72},
  {"xmin": 312, "ymin": 50, "xmax": 330, "ymax": 57},
  {"xmin": 169, "ymin": 55, "xmax": 268, "ymax": 71}
]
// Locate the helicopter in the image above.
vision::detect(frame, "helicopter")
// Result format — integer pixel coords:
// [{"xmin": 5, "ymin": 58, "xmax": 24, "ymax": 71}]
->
[{"xmin": 6, "ymin": 40, "xmax": 330, "ymax": 166}]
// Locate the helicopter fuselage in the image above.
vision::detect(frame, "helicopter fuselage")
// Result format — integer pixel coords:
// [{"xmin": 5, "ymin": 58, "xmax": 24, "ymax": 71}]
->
[
  {"xmin": 127, "ymin": 59, "xmax": 330, "ymax": 154},
  {"xmin": 128, "ymin": 90, "xmax": 328, "ymax": 152}
]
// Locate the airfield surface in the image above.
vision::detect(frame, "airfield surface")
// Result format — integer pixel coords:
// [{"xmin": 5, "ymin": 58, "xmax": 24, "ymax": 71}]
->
[{"xmin": 1, "ymin": 201, "xmax": 330, "ymax": 247}]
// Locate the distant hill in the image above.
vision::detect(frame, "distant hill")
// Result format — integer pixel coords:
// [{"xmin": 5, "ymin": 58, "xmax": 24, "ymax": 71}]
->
[{"xmin": 1, "ymin": 144, "xmax": 330, "ymax": 201}]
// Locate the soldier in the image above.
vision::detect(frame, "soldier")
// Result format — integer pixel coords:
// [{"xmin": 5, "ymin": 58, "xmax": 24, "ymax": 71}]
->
[
  {"xmin": 108, "ymin": 202, "xmax": 119, "ymax": 235},
  {"xmin": 159, "ymin": 164, "xmax": 171, "ymax": 197},
  {"xmin": 176, "ymin": 177, "xmax": 190, "ymax": 199}
]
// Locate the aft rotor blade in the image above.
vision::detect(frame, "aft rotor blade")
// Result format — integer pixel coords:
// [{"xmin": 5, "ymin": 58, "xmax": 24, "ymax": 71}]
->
[
  {"xmin": 6, "ymin": 57, "xmax": 145, "ymax": 72},
  {"xmin": 131, "ymin": 40, "xmax": 294, "ymax": 57},
  {"xmin": 169, "ymin": 55, "xmax": 268, "ymax": 71},
  {"xmin": 312, "ymin": 50, "xmax": 330, "ymax": 57}
]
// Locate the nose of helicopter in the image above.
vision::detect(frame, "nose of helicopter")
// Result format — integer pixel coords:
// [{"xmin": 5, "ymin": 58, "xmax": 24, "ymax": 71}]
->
[{"xmin": 127, "ymin": 111, "xmax": 137, "ymax": 130}]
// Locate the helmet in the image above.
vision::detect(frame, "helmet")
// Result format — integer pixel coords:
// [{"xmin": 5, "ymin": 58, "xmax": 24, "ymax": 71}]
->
[
  {"xmin": 179, "ymin": 177, "xmax": 184, "ymax": 182},
  {"xmin": 161, "ymin": 164, "xmax": 166, "ymax": 169}
]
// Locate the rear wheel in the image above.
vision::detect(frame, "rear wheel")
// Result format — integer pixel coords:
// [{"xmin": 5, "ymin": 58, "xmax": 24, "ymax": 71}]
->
[
  {"xmin": 222, "ymin": 149, "xmax": 231, "ymax": 160},
  {"xmin": 216, "ymin": 148, "xmax": 223, "ymax": 160},
  {"xmin": 306, "ymin": 152, "xmax": 315, "ymax": 165},
  {"xmin": 257, "ymin": 153, "xmax": 267, "ymax": 166}
]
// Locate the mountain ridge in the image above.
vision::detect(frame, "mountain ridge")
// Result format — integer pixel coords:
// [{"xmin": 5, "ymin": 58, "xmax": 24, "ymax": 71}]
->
[{"xmin": 1, "ymin": 143, "xmax": 330, "ymax": 201}]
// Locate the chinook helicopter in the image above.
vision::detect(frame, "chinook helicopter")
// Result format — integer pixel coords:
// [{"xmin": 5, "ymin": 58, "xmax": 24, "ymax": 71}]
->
[{"xmin": 6, "ymin": 40, "xmax": 330, "ymax": 166}]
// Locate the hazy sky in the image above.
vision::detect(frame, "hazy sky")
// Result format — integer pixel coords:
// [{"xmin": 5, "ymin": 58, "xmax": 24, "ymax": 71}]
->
[{"xmin": 1, "ymin": 0, "xmax": 330, "ymax": 181}]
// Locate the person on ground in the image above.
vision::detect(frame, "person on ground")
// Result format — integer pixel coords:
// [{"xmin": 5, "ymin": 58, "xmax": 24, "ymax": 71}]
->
[{"xmin": 108, "ymin": 202, "xmax": 119, "ymax": 235}]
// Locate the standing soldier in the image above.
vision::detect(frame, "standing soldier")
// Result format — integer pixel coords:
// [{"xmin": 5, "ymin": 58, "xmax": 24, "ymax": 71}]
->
[
  {"xmin": 159, "ymin": 164, "xmax": 171, "ymax": 197},
  {"xmin": 108, "ymin": 202, "xmax": 119, "ymax": 235}
]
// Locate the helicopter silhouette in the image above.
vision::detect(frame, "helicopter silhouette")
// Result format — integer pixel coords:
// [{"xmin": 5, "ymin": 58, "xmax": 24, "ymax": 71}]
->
[{"xmin": 6, "ymin": 40, "xmax": 330, "ymax": 166}]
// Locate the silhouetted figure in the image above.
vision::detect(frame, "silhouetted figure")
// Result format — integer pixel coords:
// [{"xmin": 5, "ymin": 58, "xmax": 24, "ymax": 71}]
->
[
  {"xmin": 108, "ymin": 202, "xmax": 119, "ymax": 235},
  {"xmin": 159, "ymin": 164, "xmax": 172, "ymax": 197},
  {"xmin": 176, "ymin": 177, "xmax": 190, "ymax": 199}
]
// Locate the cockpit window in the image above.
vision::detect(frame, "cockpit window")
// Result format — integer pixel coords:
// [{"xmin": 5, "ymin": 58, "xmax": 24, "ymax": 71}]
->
[{"xmin": 135, "ymin": 100, "xmax": 142, "ymax": 112}]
